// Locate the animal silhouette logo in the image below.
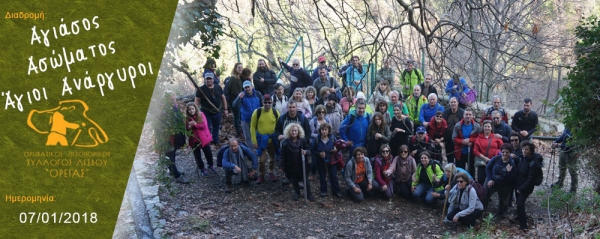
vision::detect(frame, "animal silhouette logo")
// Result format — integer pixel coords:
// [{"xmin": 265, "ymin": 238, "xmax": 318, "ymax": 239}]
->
[{"xmin": 27, "ymin": 100, "xmax": 108, "ymax": 147}]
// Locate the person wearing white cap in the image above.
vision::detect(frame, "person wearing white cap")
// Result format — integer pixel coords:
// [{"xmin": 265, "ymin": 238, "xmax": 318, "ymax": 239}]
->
[
  {"xmin": 348, "ymin": 91, "xmax": 373, "ymax": 116},
  {"xmin": 233, "ymin": 81, "xmax": 262, "ymax": 146},
  {"xmin": 195, "ymin": 72, "xmax": 228, "ymax": 146}
]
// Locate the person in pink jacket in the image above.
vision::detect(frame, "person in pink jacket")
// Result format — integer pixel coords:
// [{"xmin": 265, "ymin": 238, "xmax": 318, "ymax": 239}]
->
[
  {"xmin": 472, "ymin": 120, "xmax": 503, "ymax": 185},
  {"xmin": 185, "ymin": 102, "xmax": 216, "ymax": 177}
]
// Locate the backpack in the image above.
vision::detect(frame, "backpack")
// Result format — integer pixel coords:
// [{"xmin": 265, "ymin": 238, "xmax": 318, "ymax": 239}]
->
[
  {"xmin": 271, "ymin": 94, "xmax": 288, "ymax": 109},
  {"xmin": 223, "ymin": 76, "xmax": 232, "ymax": 103},
  {"xmin": 216, "ymin": 141, "xmax": 249, "ymax": 168},
  {"xmin": 531, "ymin": 161, "xmax": 543, "ymax": 186},
  {"xmin": 255, "ymin": 107, "xmax": 279, "ymax": 123},
  {"xmin": 402, "ymin": 69, "xmax": 424, "ymax": 86},
  {"xmin": 468, "ymin": 179, "xmax": 487, "ymax": 201}
]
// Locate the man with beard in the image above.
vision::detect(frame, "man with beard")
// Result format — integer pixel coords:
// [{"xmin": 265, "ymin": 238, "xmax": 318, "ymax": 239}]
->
[
  {"xmin": 511, "ymin": 98, "xmax": 538, "ymax": 140},
  {"xmin": 419, "ymin": 74, "xmax": 438, "ymax": 98},
  {"xmin": 250, "ymin": 94, "xmax": 280, "ymax": 184},
  {"xmin": 252, "ymin": 59, "xmax": 277, "ymax": 95}
]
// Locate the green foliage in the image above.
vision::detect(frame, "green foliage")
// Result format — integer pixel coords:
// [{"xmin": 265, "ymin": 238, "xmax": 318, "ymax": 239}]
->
[
  {"xmin": 171, "ymin": 1, "xmax": 223, "ymax": 59},
  {"xmin": 540, "ymin": 187, "xmax": 600, "ymax": 215},
  {"xmin": 151, "ymin": 92, "xmax": 188, "ymax": 194},
  {"xmin": 561, "ymin": 15, "xmax": 600, "ymax": 147}
]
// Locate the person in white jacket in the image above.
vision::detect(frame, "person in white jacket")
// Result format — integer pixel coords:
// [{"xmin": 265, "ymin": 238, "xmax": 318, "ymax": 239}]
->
[{"xmin": 446, "ymin": 172, "xmax": 484, "ymax": 227}]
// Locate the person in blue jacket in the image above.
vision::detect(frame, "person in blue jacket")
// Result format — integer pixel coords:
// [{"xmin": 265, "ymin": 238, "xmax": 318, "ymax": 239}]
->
[
  {"xmin": 445, "ymin": 74, "xmax": 470, "ymax": 108},
  {"xmin": 484, "ymin": 143, "xmax": 517, "ymax": 218},
  {"xmin": 346, "ymin": 56, "xmax": 367, "ymax": 91},
  {"xmin": 339, "ymin": 98, "xmax": 370, "ymax": 154},
  {"xmin": 419, "ymin": 93, "xmax": 444, "ymax": 128},
  {"xmin": 232, "ymin": 81, "xmax": 263, "ymax": 147},
  {"xmin": 222, "ymin": 139, "xmax": 258, "ymax": 193}
]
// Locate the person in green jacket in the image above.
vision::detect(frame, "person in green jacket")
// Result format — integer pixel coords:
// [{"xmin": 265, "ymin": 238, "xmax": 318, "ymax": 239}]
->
[
  {"xmin": 405, "ymin": 85, "xmax": 428, "ymax": 130},
  {"xmin": 400, "ymin": 60, "xmax": 424, "ymax": 99},
  {"xmin": 412, "ymin": 151, "xmax": 444, "ymax": 204}
]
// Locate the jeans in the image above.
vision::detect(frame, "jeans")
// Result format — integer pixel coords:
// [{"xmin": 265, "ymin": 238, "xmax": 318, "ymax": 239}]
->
[
  {"xmin": 192, "ymin": 143, "xmax": 214, "ymax": 169},
  {"xmin": 516, "ymin": 190, "xmax": 532, "ymax": 229},
  {"xmin": 446, "ymin": 208, "xmax": 483, "ymax": 226},
  {"xmin": 259, "ymin": 143, "xmax": 276, "ymax": 176},
  {"xmin": 347, "ymin": 179, "xmax": 380, "ymax": 202},
  {"xmin": 231, "ymin": 104, "xmax": 242, "ymax": 134},
  {"xmin": 476, "ymin": 166, "xmax": 486, "ymax": 185},
  {"xmin": 484, "ymin": 180, "xmax": 512, "ymax": 216},
  {"xmin": 241, "ymin": 121, "xmax": 252, "ymax": 146},
  {"xmin": 413, "ymin": 182, "xmax": 437, "ymax": 204},
  {"xmin": 203, "ymin": 111, "xmax": 222, "ymax": 143},
  {"xmin": 316, "ymin": 157, "xmax": 340, "ymax": 194},
  {"xmin": 165, "ymin": 150, "xmax": 182, "ymax": 178},
  {"xmin": 395, "ymin": 181, "xmax": 413, "ymax": 199}
]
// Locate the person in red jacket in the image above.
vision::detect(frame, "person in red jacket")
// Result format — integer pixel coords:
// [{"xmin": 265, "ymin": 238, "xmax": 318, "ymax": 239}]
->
[
  {"xmin": 472, "ymin": 120, "xmax": 503, "ymax": 184},
  {"xmin": 185, "ymin": 102, "xmax": 216, "ymax": 177},
  {"xmin": 451, "ymin": 110, "xmax": 480, "ymax": 176},
  {"xmin": 426, "ymin": 111, "xmax": 447, "ymax": 162}
]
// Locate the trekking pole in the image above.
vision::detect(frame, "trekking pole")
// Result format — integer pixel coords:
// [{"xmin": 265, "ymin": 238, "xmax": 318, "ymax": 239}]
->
[
  {"xmin": 302, "ymin": 153, "xmax": 308, "ymax": 201},
  {"xmin": 547, "ymin": 148, "xmax": 556, "ymax": 187},
  {"xmin": 467, "ymin": 146, "xmax": 472, "ymax": 175},
  {"xmin": 441, "ymin": 171, "xmax": 453, "ymax": 225}
]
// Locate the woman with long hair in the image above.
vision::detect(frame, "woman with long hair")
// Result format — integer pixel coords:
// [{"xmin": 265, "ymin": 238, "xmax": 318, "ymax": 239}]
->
[
  {"xmin": 304, "ymin": 86, "xmax": 318, "ymax": 114},
  {"xmin": 339, "ymin": 87, "xmax": 356, "ymax": 116},
  {"xmin": 288, "ymin": 88, "xmax": 312, "ymax": 118},
  {"xmin": 389, "ymin": 104, "xmax": 412, "ymax": 156},
  {"xmin": 185, "ymin": 102, "xmax": 215, "ymax": 177},
  {"xmin": 225, "ymin": 63, "xmax": 244, "ymax": 137},
  {"xmin": 366, "ymin": 112, "xmax": 391, "ymax": 158},
  {"xmin": 280, "ymin": 123, "xmax": 314, "ymax": 201},
  {"xmin": 373, "ymin": 144, "xmax": 395, "ymax": 199}
]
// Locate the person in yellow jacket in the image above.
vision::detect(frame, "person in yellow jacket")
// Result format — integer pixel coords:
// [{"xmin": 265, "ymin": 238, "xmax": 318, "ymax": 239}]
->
[
  {"xmin": 405, "ymin": 85, "xmax": 428, "ymax": 130},
  {"xmin": 400, "ymin": 61, "xmax": 424, "ymax": 98},
  {"xmin": 411, "ymin": 151, "xmax": 445, "ymax": 205},
  {"xmin": 250, "ymin": 94, "xmax": 281, "ymax": 184}
]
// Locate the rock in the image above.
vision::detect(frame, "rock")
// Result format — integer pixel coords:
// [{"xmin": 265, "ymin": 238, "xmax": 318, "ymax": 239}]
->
[{"xmin": 274, "ymin": 213, "xmax": 284, "ymax": 217}]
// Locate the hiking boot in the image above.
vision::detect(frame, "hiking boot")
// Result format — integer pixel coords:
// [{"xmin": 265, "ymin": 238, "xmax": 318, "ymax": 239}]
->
[
  {"xmin": 299, "ymin": 182, "xmax": 304, "ymax": 189},
  {"xmin": 320, "ymin": 192, "xmax": 328, "ymax": 197},
  {"xmin": 334, "ymin": 191, "xmax": 344, "ymax": 198},
  {"xmin": 551, "ymin": 182, "xmax": 563, "ymax": 189},
  {"xmin": 175, "ymin": 176, "xmax": 189, "ymax": 184},
  {"xmin": 293, "ymin": 193, "xmax": 299, "ymax": 201},
  {"xmin": 224, "ymin": 184, "xmax": 232, "ymax": 193},
  {"xmin": 307, "ymin": 193, "xmax": 315, "ymax": 202},
  {"xmin": 268, "ymin": 173, "xmax": 278, "ymax": 182},
  {"xmin": 257, "ymin": 176, "xmax": 265, "ymax": 185},
  {"xmin": 199, "ymin": 169, "xmax": 210, "ymax": 177},
  {"xmin": 208, "ymin": 166, "xmax": 217, "ymax": 174},
  {"xmin": 281, "ymin": 177, "xmax": 290, "ymax": 186}
]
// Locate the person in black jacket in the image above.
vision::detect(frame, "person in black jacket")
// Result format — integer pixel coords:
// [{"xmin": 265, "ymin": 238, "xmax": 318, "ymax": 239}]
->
[
  {"xmin": 278, "ymin": 58, "xmax": 313, "ymax": 97},
  {"xmin": 418, "ymin": 74, "xmax": 438, "ymax": 98},
  {"xmin": 511, "ymin": 98, "xmax": 538, "ymax": 140},
  {"xmin": 511, "ymin": 141, "xmax": 542, "ymax": 231},
  {"xmin": 252, "ymin": 59, "xmax": 277, "ymax": 95},
  {"xmin": 484, "ymin": 143, "xmax": 517, "ymax": 218},
  {"xmin": 442, "ymin": 97, "xmax": 464, "ymax": 164}
]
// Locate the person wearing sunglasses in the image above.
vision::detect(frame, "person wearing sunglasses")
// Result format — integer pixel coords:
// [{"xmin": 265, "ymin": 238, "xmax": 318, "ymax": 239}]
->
[
  {"xmin": 373, "ymin": 144, "xmax": 396, "ymax": 199},
  {"xmin": 309, "ymin": 105, "xmax": 332, "ymax": 179},
  {"xmin": 445, "ymin": 172, "xmax": 484, "ymax": 227},
  {"xmin": 250, "ymin": 94, "xmax": 280, "ymax": 184},
  {"xmin": 278, "ymin": 57, "xmax": 313, "ymax": 97},
  {"xmin": 389, "ymin": 145, "xmax": 417, "ymax": 200},
  {"xmin": 426, "ymin": 111, "xmax": 447, "ymax": 162},
  {"xmin": 491, "ymin": 110, "xmax": 512, "ymax": 143}
]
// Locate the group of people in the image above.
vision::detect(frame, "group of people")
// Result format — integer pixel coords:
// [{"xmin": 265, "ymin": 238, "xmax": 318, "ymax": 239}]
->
[{"xmin": 159, "ymin": 57, "xmax": 578, "ymax": 232}]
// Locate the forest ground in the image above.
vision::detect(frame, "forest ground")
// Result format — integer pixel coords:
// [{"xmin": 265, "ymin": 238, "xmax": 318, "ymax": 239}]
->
[{"xmin": 137, "ymin": 118, "xmax": 597, "ymax": 239}]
